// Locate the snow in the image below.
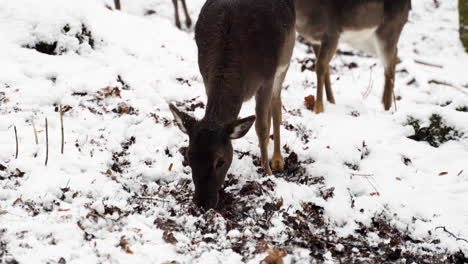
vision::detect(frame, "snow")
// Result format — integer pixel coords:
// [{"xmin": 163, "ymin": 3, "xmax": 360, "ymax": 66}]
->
[{"xmin": 1, "ymin": 0, "xmax": 468, "ymax": 263}]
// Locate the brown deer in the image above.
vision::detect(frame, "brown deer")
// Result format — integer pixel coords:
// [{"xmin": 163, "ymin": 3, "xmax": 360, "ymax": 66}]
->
[
  {"xmin": 169, "ymin": 0, "xmax": 296, "ymax": 209},
  {"xmin": 295, "ymin": 0, "xmax": 411, "ymax": 113},
  {"xmin": 172, "ymin": 0, "xmax": 192, "ymax": 29}
]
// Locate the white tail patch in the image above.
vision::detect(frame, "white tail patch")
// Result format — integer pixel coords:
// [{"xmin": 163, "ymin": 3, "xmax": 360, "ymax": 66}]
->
[{"xmin": 340, "ymin": 26, "xmax": 378, "ymax": 55}]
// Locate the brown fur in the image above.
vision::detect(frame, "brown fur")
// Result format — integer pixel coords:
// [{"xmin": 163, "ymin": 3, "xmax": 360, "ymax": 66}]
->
[
  {"xmin": 295, "ymin": 0, "xmax": 411, "ymax": 112},
  {"xmin": 170, "ymin": 0, "xmax": 296, "ymax": 209}
]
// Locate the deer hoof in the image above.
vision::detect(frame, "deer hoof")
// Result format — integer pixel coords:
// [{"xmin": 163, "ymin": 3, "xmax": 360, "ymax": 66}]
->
[
  {"xmin": 186, "ymin": 19, "xmax": 192, "ymax": 28},
  {"xmin": 314, "ymin": 101, "xmax": 324, "ymax": 114},
  {"xmin": 264, "ymin": 165, "xmax": 273, "ymax": 175},
  {"xmin": 271, "ymin": 154, "xmax": 284, "ymax": 172}
]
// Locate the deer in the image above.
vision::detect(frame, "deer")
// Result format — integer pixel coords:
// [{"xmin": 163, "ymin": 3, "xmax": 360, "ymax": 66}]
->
[
  {"xmin": 169, "ymin": 0, "xmax": 296, "ymax": 209},
  {"xmin": 294, "ymin": 0, "xmax": 411, "ymax": 113},
  {"xmin": 172, "ymin": 0, "xmax": 192, "ymax": 29}
]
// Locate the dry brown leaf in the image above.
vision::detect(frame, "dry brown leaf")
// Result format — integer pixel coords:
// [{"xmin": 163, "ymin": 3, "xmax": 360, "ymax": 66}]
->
[
  {"xmin": 168, "ymin": 163, "xmax": 173, "ymax": 172},
  {"xmin": 370, "ymin": 192, "xmax": 380, "ymax": 196},
  {"xmin": 163, "ymin": 231, "xmax": 178, "ymax": 244},
  {"xmin": 105, "ymin": 169, "xmax": 112, "ymax": 175},
  {"xmin": 119, "ymin": 236, "xmax": 134, "ymax": 254},
  {"xmin": 304, "ymin": 95, "xmax": 315, "ymax": 110},
  {"xmin": 260, "ymin": 248, "xmax": 286, "ymax": 264},
  {"xmin": 395, "ymin": 177, "xmax": 402, "ymax": 181},
  {"xmin": 439, "ymin": 172, "xmax": 448, "ymax": 176},
  {"xmin": 58, "ymin": 208, "xmax": 70, "ymax": 212}
]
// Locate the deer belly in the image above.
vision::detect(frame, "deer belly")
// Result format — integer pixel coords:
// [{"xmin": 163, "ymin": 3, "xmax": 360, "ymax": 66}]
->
[{"xmin": 340, "ymin": 27, "xmax": 378, "ymax": 55}]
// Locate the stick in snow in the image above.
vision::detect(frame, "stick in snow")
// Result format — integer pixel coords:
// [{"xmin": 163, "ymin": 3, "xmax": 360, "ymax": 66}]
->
[
  {"xmin": 45, "ymin": 118, "xmax": 49, "ymax": 166},
  {"xmin": 32, "ymin": 120, "xmax": 38, "ymax": 144},
  {"xmin": 14, "ymin": 126, "xmax": 18, "ymax": 159},
  {"xmin": 60, "ymin": 105, "xmax": 64, "ymax": 154}
]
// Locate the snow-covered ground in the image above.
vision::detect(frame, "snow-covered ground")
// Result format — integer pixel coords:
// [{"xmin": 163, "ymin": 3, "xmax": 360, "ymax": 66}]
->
[{"xmin": 1, "ymin": 0, "xmax": 467, "ymax": 263}]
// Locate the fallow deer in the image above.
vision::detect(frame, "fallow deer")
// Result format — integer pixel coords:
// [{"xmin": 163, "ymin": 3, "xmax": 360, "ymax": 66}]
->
[
  {"xmin": 295, "ymin": 0, "xmax": 411, "ymax": 113},
  {"xmin": 169, "ymin": 0, "xmax": 296, "ymax": 209},
  {"xmin": 172, "ymin": 0, "xmax": 192, "ymax": 29}
]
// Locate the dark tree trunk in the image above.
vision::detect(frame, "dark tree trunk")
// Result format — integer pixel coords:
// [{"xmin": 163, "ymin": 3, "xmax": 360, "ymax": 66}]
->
[
  {"xmin": 461, "ymin": 0, "xmax": 468, "ymax": 52},
  {"xmin": 114, "ymin": 0, "xmax": 121, "ymax": 10}
]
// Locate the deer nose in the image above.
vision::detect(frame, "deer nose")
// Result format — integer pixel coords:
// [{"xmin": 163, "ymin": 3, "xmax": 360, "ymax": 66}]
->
[{"xmin": 194, "ymin": 193, "xmax": 219, "ymax": 209}]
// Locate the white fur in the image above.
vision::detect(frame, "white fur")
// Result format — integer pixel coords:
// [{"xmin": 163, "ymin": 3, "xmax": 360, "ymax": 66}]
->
[
  {"xmin": 273, "ymin": 63, "xmax": 289, "ymax": 96},
  {"xmin": 340, "ymin": 26, "xmax": 379, "ymax": 54}
]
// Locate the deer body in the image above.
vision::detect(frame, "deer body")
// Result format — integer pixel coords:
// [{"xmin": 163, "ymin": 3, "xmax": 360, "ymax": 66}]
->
[
  {"xmin": 295, "ymin": 0, "xmax": 411, "ymax": 112},
  {"xmin": 170, "ymin": 0, "xmax": 296, "ymax": 209}
]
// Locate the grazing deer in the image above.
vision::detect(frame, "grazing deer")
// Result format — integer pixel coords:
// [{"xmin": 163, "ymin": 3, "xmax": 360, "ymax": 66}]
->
[
  {"xmin": 295, "ymin": 0, "xmax": 411, "ymax": 113},
  {"xmin": 169, "ymin": 0, "xmax": 296, "ymax": 209},
  {"xmin": 172, "ymin": 0, "xmax": 192, "ymax": 29}
]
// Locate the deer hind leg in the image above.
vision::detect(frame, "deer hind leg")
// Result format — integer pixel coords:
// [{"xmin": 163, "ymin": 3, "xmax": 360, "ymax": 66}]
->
[
  {"xmin": 376, "ymin": 14, "xmax": 407, "ymax": 111},
  {"xmin": 172, "ymin": 0, "xmax": 181, "ymax": 29},
  {"xmin": 314, "ymin": 37, "xmax": 339, "ymax": 113},
  {"xmin": 180, "ymin": 0, "xmax": 192, "ymax": 28},
  {"xmin": 270, "ymin": 65, "xmax": 289, "ymax": 172},
  {"xmin": 313, "ymin": 45, "xmax": 335, "ymax": 104},
  {"xmin": 256, "ymin": 85, "xmax": 273, "ymax": 175}
]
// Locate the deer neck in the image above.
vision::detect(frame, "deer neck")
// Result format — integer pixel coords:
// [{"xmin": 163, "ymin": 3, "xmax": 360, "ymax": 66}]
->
[{"xmin": 204, "ymin": 81, "xmax": 243, "ymax": 124}]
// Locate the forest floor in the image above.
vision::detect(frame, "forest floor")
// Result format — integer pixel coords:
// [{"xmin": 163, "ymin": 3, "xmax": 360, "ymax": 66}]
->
[{"xmin": 1, "ymin": 0, "xmax": 468, "ymax": 263}]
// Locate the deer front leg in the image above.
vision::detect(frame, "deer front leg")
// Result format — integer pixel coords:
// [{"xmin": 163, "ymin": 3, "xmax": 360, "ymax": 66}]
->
[
  {"xmin": 180, "ymin": 0, "xmax": 192, "ymax": 28},
  {"xmin": 382, "ymin": 49, "xmax": 397, "ymax": 111},
  {"xmin": 314, "ymin": 38, "xmax": 338, "ymax": 113},
  {"xmin": 313, "ymin": 45, "xmax": 335, "ymax": 104},
  {"xmin": 271, "ymin": 94, "xmax": 284, "ymax": 172},
  {"xmin": 172, "ymin": 0, "xmax": 181, "ymax": 29},
  {"xmin": 256, "ymin": 90, "xmax": 273, "ymax": 175}
]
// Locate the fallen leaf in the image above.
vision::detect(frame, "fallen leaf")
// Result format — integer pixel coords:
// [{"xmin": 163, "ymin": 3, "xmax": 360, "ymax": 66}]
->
[
  {"xmin": 370, "ymin": 192, "xmax": 380, "ymax": 196},
  {"xmin": 304, "ymin": 95, "xmax": 315, "ymax": 110},
  {"xmin": 105, "ymin": 169, "xmax": 112, "ymax": 175},
  {"xmin": 261, "ymin": 248, "xmax": 286, "ymax": 264},
  {"xmin": 119, "ymin": 236, "xmax": 134, "ymax": 254},
  {"xmin": 168, "ymin": 163, "xmax": 173, "ymax": 172},
  {"xmin": 439, "ymin": 172, "xmax": 448, "ymax": 176},
  {"xmin": 395, "ymin": 177, "xmax": 402, "ymax": 181},
  {"xmin": 163, "ymin": 231, "xmax": 178, "ymax": 244},
  {"xmin": 58, "ymin": 208, "xmax": 70, "ymax": 212}
]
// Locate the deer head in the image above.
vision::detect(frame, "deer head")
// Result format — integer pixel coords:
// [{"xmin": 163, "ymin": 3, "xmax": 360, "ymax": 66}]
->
[{"xmin": 169, "ymin": 103, "xmax": 255, "ymax": 209}]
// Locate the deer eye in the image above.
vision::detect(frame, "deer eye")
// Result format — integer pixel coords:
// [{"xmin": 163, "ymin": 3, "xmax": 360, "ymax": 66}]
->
[{"xmin": 216, "ymin": 158, "xmax": 225, "ymax": 168}]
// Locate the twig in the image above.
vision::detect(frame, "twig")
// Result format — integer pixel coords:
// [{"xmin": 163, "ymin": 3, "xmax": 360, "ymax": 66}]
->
[
  {"xmin": 351, "ymin": 173, "xmax": 374, "ymax": 177},
  {"xmin": 32, "ymin": 120, "xmax": 38, "ymax": 144},
  {"xmin": 135, "ymin": 196, "xmax": 168, "ymax": 202},
  {"xmin": 45, "ymin": 118, "xmax": 49, "ymax": 166},
  {"xmin": 414, "ymin": 59, "xmax": 443, "ymax": 68},
  {"xmin": 14, "ymin": 126, "xmax": 18, "ymax": 159},
  {"xmin": 60, "ymin": 105, "xmax": 64, "ymax": 154},
  {"xmin": 429, "ymin": 80, "xmax": 468, "ymax": 96},
  {"xmin": 435, "ymin": 226, "xmax": 468, "ymax": 243}
]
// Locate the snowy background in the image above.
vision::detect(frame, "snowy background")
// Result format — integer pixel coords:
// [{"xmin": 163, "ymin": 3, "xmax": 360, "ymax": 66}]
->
[{"xmin": 1, "ymin": 0, "xmax": 467, "ymax": 263}]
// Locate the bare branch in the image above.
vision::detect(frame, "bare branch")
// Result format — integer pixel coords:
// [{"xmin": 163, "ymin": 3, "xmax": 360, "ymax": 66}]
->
[{"xmin": 435, "ymin": 226, "xmax": 468, "ymax": 243}]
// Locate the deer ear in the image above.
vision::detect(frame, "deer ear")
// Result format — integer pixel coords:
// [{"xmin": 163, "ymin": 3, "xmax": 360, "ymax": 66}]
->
[
  {"xmin": 227, "ymin": 115, "xmax": 256, "ymax": 140},
  {"xmin": 169, "ymin": 103, "xmax": 196, "ymax": 134}
]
